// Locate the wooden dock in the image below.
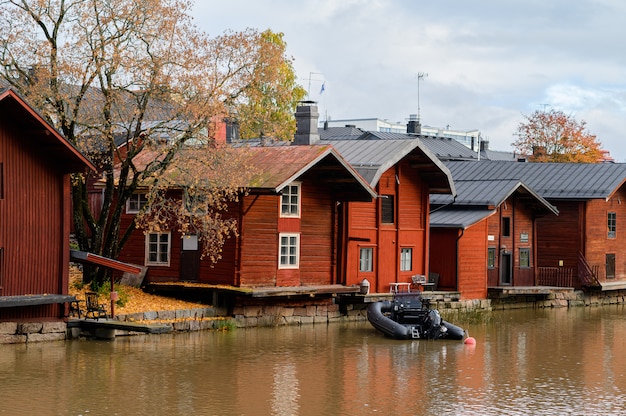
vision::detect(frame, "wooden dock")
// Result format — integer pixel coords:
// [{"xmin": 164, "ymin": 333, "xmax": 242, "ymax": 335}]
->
[{"xmin": 68, "ymin": 318, "xmax": 172, "ymax": 339}]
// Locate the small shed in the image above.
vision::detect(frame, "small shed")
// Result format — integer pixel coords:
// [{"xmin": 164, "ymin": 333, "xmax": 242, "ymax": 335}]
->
[{"xmin": 0, "ymin": 88, "xmax": 95, "ymax": 321}]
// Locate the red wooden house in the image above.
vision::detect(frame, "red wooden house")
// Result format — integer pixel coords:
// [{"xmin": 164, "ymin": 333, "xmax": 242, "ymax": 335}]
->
[
  {"xmin": 0, "ymin": 88, "xmax": 95, "ymax": 321},
  {"xmin": 430, "ymin": 179, "xmax": 558, "ymax": 299},
  {"xmin": 323, "ymin": 135, "xmax": 455, "ymax": 294},
  {"xmin": 115, "ymin": 142, "xmax": 376, "ymax": 288},
  {"xmin": 442, "ymin": 161, "xmax": 626, "ymax": 294}
]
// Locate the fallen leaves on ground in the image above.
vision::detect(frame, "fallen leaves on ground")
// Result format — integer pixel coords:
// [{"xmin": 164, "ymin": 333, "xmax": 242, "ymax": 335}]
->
[{"xmin": 69, "ymin": 266, "xmax": 206, "ymax": 316}]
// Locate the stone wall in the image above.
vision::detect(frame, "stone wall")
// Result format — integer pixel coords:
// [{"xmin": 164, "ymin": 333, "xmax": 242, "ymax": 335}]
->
[{"xmin": 0, "ymin": 321, "xmax": 67, "ymax": 344}]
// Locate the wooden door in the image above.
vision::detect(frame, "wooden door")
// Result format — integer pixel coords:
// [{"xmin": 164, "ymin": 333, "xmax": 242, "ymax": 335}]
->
[{"xmin": 180, "ymin": 235, "xmax": 200, "ymax": 281}]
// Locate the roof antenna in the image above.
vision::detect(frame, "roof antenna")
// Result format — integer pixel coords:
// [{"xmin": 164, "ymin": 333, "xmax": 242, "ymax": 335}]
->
[{"xmin": 417, "ymin": 72, "xmax": 428, "ymax": 124}]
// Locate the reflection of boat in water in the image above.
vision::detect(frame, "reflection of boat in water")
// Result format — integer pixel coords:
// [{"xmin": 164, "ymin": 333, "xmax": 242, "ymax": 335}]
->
[{"xmin": 367, "ymin": 294, "xmax": 464, "ymax": 340}]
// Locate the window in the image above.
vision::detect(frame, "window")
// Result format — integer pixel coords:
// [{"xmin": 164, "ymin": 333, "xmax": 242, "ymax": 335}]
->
[
  {"xmin": 146, "ymin": 232, "xmax": 171, "ymax": 266},
  {"xmin": 280, "ymin": 183, "xmax": 300, "ymax": 217},
  {"xmin": 400, "ymin": 248, "xmax": 412, "ymax": 271},
  {"xmin": 487, "ymin": 248, "xmax": 496, "ymax": 269},
  {"xmin": 502, "ymin": 217, "xmax": 511, "ymax": 237},
  {"xmin": 606, "ymin": 253, "xmax": 616, "ymax": 279},
  {"xmin": 127, "ymin": 192, "xmax": 148, "ymax": 214},
  {"xmin": 359, "ymin": 247, "xmax": 373, "ymax": 272},
  {"xmin": 608, "ymin": 212, "xmax": 616, "ymax": 239},
  {"xmin": 519, "ymin": 248, "xmax": 530, "ymax": 268},
  {"xmin": 381, "ymin": 195, "xmax": 394, "ymax": 224},
  {"xmin": 279, "ymin": 233, "xmax": 300, "ymax": 268}
]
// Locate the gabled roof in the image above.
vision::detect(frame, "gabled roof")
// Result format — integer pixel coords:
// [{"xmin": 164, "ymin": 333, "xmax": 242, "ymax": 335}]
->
[
  {"xmin": 322, "ymin": 138, "xmax": 455, "ymax": 194},
  {"xmin": 431, "ymin": 179, "xmax": 558, "ymax": 215},
  {"xmin": 445, "ymin": 161, "xmax": 626, "ymax": 200},
  {"xmin": 0, "ymin": 88, "xmax": 95, "ymax": 172},
  {"xmin": 243, "ymin": 145, "xmax": 375, "ymax": 200},
  {"xmin": 112, "ymin": 144, "xmax": 376, "ymax": 202}
]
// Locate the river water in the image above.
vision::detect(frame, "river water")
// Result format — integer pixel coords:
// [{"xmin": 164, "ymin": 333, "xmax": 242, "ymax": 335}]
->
[{"xmin": 2, "ymin": 305, "xmax": 626, "ymax": 416}]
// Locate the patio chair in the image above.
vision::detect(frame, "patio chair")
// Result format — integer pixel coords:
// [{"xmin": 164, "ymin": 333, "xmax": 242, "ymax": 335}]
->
[{"xmin": 84, "ymin": 291, "xmax": 108, "ymax": 320}]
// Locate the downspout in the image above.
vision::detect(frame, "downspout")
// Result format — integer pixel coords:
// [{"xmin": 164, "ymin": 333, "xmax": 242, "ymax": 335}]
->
[{"xmin": 456, "ymin": 228, "xmax": 464, "ymax": 292}]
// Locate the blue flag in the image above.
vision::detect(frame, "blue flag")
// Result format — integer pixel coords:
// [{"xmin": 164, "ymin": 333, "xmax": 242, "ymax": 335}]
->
[{"xmin": 319, "ymin": 82, "xmax": 325, "ymax": 95}]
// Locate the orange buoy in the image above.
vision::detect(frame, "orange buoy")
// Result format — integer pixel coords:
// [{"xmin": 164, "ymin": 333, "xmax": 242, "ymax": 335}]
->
[{"xmin": 464, "ymin": 336, "xmax": 476, "ymax": 345}]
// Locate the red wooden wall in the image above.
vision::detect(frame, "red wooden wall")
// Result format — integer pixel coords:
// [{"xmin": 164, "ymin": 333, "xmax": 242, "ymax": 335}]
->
[
  {"xmin": 0, "ymin": 114, "xmax": 69, "ymax": 321},
  {"xmin": 342, "ymin": 160, "xmax": 428, "ymax": 293}
]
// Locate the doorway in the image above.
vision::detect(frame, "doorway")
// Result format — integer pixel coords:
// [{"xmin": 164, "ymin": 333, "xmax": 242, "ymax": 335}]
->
[
  {"xmin": 500, "ymin": 252, "xmax": 512, "ymax": 285},
  {"xmin": 180, "ymin": 235, "xmax": 200, "ymax": 281}
]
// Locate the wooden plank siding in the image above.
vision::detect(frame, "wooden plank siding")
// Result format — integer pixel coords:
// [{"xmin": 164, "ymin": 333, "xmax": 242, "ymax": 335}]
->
[
  {"xmin": 342, "ymin": 161, "xmax": 429, "ymax": 293},
  {"xmin": 0, "ymin": 108, "xmax": 70, "ymax": 321},
  {"xmin": 583, "ymin": 187, "xmax": 626, "ymax": 282},
  {"xmin": 429, "ymin": 228, "xmax": 459, "ymax": 290},
  {"xmin": 535, "ymin": 202, "xmax": 582, "ymax": 280},
  {"xmin": 457, "ymin": 219, "xmax": 489, "ymax": 300}
]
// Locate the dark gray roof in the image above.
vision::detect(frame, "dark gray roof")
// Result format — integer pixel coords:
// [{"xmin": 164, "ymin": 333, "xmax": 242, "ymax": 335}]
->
[
  {"xmin": 430, "ymin": 209, "xmax": 496, "ymax": 229},
  {"xmin": 420, "ymin": 136, "xmax": 479, "ymax": 160},
  {"xmin": 480, "ymin": 148, "xmax": 518, "ymax": 161},
  {"xmin": 431, "ymin": 179, "xmax": 558, "ymax": 217},
  {"xmin": 318, "ymin": 126, "xmax": 365, "ymax": 140},
  {"xmin": 323, "ymin": 139, "xmax": 455, "ymax": 194},
  {"xmin": 444, "ymin": 161, "xmax": 626, "ymax": 200}
]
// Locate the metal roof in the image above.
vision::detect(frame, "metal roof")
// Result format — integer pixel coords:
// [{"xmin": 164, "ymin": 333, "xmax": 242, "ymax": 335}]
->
[
  {"xmin": 323, "ymin": 139, "xmax": 455, "ymax": 194},
  {"xmin": 431, "ymin": 178, "xmax": 558, "ymax": 217},
  {"xmin": 318, "ymin": 126, "xmax": 365, "ymax": 140},
  {"xmin": 112, "ymin": 144, "xmax": 376, "ymax": 202},
  {"xmin": 430, "ymin": 209, "xmax": 496, "ymax": 229},
  {"xmin": 444, "ymin": 161, "xmax": 626, "ymax": 200}
]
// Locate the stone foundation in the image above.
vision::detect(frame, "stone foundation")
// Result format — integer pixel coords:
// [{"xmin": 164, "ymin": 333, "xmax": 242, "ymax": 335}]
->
[
  {"xmin": 0, "ymin": 321, "xmax": 67, "ymax": 344},
  {"xmin": 4, "ymin": 289, "xmax": 626, "ymax": 343}
]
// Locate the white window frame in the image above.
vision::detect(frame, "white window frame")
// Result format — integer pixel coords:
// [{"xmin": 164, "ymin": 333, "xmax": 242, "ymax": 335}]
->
[
  {"xmin": 145, "ymin": 231, "xmax": 171, "ymax": 266},
  {"xmin": 280, "ymin": 182, "xmax": 301, "ymax": 218},
  {"xmin": 279, "ymin": 233, "xmax": 300, "ymax": 269},
  {"xmin": 400, "ymin": 248, "xmax": 413, "ymax": 271},
  {"xmin": 359, "ymin": 247, "xmax": 374, "ymax": 272},
  {"xmin": 126, "ymin": 192, "xmax": 148, "ymax": 214}
]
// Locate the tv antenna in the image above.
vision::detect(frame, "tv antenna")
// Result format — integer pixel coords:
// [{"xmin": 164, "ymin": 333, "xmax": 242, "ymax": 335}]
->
[{"xmin": 417, "ymin": 72, "xmax": 428, "ymax": 123}]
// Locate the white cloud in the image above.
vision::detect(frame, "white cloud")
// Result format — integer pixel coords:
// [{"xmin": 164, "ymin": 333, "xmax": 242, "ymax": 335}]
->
[{"xmin": 192, "ymin": 0, "xmax": 626, "ymax": 160}]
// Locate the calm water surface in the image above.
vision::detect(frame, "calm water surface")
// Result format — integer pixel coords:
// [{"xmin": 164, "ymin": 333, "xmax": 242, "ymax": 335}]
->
[{"xmin": 2, "ymin": 305, "xmax": 626, "ymax": 415}]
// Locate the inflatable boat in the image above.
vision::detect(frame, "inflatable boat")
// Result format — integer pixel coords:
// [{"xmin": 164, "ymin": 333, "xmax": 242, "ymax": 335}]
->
[{"xmin": 367, "ymin": 294, "xmax": 464, "ymax": 340}]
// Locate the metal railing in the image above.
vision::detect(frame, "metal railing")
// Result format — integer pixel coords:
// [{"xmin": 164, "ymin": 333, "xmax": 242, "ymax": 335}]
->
[{"xmin": 537, "ymin": 267, "xmax": 574, "ymax": 287}]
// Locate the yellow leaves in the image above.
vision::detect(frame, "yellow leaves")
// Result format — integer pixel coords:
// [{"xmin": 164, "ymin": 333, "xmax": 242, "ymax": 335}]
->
[{"xmin": 513, "ymin": 109, "xmax": 604, "ymax": 163}]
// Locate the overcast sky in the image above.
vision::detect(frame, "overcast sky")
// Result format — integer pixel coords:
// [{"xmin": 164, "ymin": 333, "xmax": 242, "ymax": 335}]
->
[{"xmin": 193, "ymin": 0, "xmax": 626, "ymax": 160}]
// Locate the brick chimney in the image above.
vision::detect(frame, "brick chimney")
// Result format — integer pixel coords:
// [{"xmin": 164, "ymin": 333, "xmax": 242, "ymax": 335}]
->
[{"xmin": 293, "ymin": 101, "xmax": 320, "ymax": 145}]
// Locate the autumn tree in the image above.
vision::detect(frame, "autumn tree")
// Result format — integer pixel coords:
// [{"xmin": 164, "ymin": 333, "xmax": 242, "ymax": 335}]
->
[
  {"xmin": 512, "ymin": 109, "xmax": 603, "ymax": 162},
  {"xmin": 233, "ymin": 30, "xmax": 307, "ymax": 141},
  {"xmin": 0, "ymin": 0, "xmax": 303, "ymax": 285}
]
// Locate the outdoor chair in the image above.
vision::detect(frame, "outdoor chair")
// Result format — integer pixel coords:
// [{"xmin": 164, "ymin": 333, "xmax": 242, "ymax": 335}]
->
[
  {"xmin": 427, "ymin": 272, "xmax": 440, "ymax": 291},
  {"xmin": 84, "ymin": 291, "xmax": 108, "ymax": 320}
]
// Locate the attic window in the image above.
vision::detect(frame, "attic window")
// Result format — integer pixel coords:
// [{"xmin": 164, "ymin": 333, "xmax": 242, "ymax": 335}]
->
[
  {"xmin": 381, "ymin": 195, "xmax": 395, "ymax": 224},
  {"xmin": 280, "ymin": 183, "xmax": 301, "ymax": 218},
  {"xmin": 502, "ymin": 217, "xmax": 511, "ymax": 237}
]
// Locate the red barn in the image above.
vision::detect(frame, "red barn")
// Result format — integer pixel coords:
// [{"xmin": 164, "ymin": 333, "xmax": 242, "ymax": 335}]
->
[{"xmin": 0, "ymin": 89, "xmax": 95, "ymax": 322}]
